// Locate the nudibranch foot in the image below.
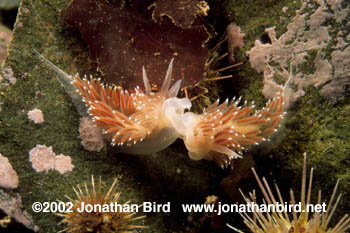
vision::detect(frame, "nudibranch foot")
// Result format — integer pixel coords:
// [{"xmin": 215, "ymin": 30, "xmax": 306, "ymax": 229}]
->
[{"xmin": 34, "ymin": 49, "xmax": 89, "ymax": 117}]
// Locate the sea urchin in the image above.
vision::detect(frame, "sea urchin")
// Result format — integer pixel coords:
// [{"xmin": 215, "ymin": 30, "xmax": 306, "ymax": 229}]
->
[
  {"xmin": 57, "ymin": 176, "xmax": 146, "ymax": 233},
  {"xmin": 228, "ymin": 153, "xmax": 350, "ymax": 233}
]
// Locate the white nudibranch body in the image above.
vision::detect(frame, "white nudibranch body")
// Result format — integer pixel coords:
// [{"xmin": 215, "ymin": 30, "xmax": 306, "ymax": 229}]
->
[
  {"xmin": 71, "ymin": 58, "xmax": 191, "ymax": 155},
  {"xmin": 36, "ymin": 51, "xmax": 190, "ymax": 155},
  {"xmin": 37, "ymin": 50, "xmax": 288, "ymax": 168},
  {"xmin": 167, "ymin": 76, "xmax": 290, "ymax": 168}
]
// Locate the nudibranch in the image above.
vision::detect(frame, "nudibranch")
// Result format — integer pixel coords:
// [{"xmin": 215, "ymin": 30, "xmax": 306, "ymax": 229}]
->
[
  {"xmin": 36, "ymin": 50, "xmax": 289, "ymax": 168},
  {"xmin": 168, "ymin": 77, "xmax": 290, "ymax": 168},
  {"xmin": 71, "ymin": 59, "xmax": 191, "ymax": 155},
  {"xmin": 35, "ymin": 50, "xmax": 190, "ymax": 155}
]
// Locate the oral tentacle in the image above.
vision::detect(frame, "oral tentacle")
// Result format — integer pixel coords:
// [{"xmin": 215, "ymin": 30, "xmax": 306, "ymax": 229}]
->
[
  {"xmin": 173, "ymin": 82, "xmax": 288, "ymax": 168},
  {"xmin": 142, "ymin": 66, "xmax": 152, "ymax": 95},
  {"xmin": 160, "ymin": 58, "xmax": 174, "ymax": 96},
  {"xmin": 70, "ymin": 59, "xmax": 189, "ymax": 154},
  {"xmin": 167, "ymin": 80, "xmax": 182, "ymax": 98}
]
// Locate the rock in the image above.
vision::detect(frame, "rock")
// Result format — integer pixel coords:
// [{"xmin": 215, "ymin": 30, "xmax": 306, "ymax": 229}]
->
[
  {"xmin": 0, "ymin": 153, "xmax": 19, "ymax": 189},
  {"xmin": 78, "ymin": 117, "xmax": 105, "ymax": 152},
  {"xmin": 27, "ymin": 108, "xmax": 44, "ymax": 124}
]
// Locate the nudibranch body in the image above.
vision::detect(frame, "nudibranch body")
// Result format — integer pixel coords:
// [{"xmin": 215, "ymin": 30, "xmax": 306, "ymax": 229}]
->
[
  {"xmin": 37, "ymin": 50, "xmax": 288, "ymax": 167},
  {"xmin": 168, "ymin": 77, "xmax": 290, "ymax": 168},
  {"xmin": 36, "ymin": 51, "xmax": 190, "ymax": 155},
  {"xmin": 72, "ymin": 59, "xmax": 190, "ymax": 155}
]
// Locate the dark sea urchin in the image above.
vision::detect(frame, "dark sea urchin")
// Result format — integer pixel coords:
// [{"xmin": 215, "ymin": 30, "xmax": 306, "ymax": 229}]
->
[
  {"xmin": 228, "ymin": 153, "xmax": 350, "ymax": 233},
  {"xmin": 57, "ymin": 176, "xmax": 146, "ymax": 233}
]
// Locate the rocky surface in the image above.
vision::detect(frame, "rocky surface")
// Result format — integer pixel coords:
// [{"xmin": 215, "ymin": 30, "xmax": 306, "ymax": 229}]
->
[{"xmin": 0, "ymin": 0, "xmax": 349, "ymax": 232}]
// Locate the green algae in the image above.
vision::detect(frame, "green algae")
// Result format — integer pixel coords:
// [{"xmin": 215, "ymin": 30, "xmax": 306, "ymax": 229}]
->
[
  {"xmin": 222, "ymin": 0, "xmax": 350, "ymax": 223},
  {"xmin": 210, "ymin": 0, "xmax": 303, "ymax": 108},
  {"xmin": 224, "ymin": 0, "xmax": 302, "ymax": 48},
  {"xmin": 184, "ymin": 0, "xmax": 303, "ymax": 112},
  {"xmin": 276, "ymin": 89, "xmax": 350, "ymax": 220},
  {"xmin": 1, "ymin": 0, "xmax": 349, "ymax": 232},
  {"xmin": 0, "ymin": 0, "xmax": 221, "ymax": 232},
  {"xmin": 297, "ymin": 49, "xmax": 318, "ymax": 75}
]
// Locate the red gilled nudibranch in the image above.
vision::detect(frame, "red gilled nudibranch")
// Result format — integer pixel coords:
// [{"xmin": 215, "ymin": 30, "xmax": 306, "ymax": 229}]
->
[
  {"xmin": 167, "ymin": 87, "xmax": 286, "ymax": 168},
  {"xmin": 72, "ymin": 58, "xmax": 191, "ymax": 155},
  {"xmin": 37, "ymin": 52, "xmax": 288, "ymax": 168}
]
